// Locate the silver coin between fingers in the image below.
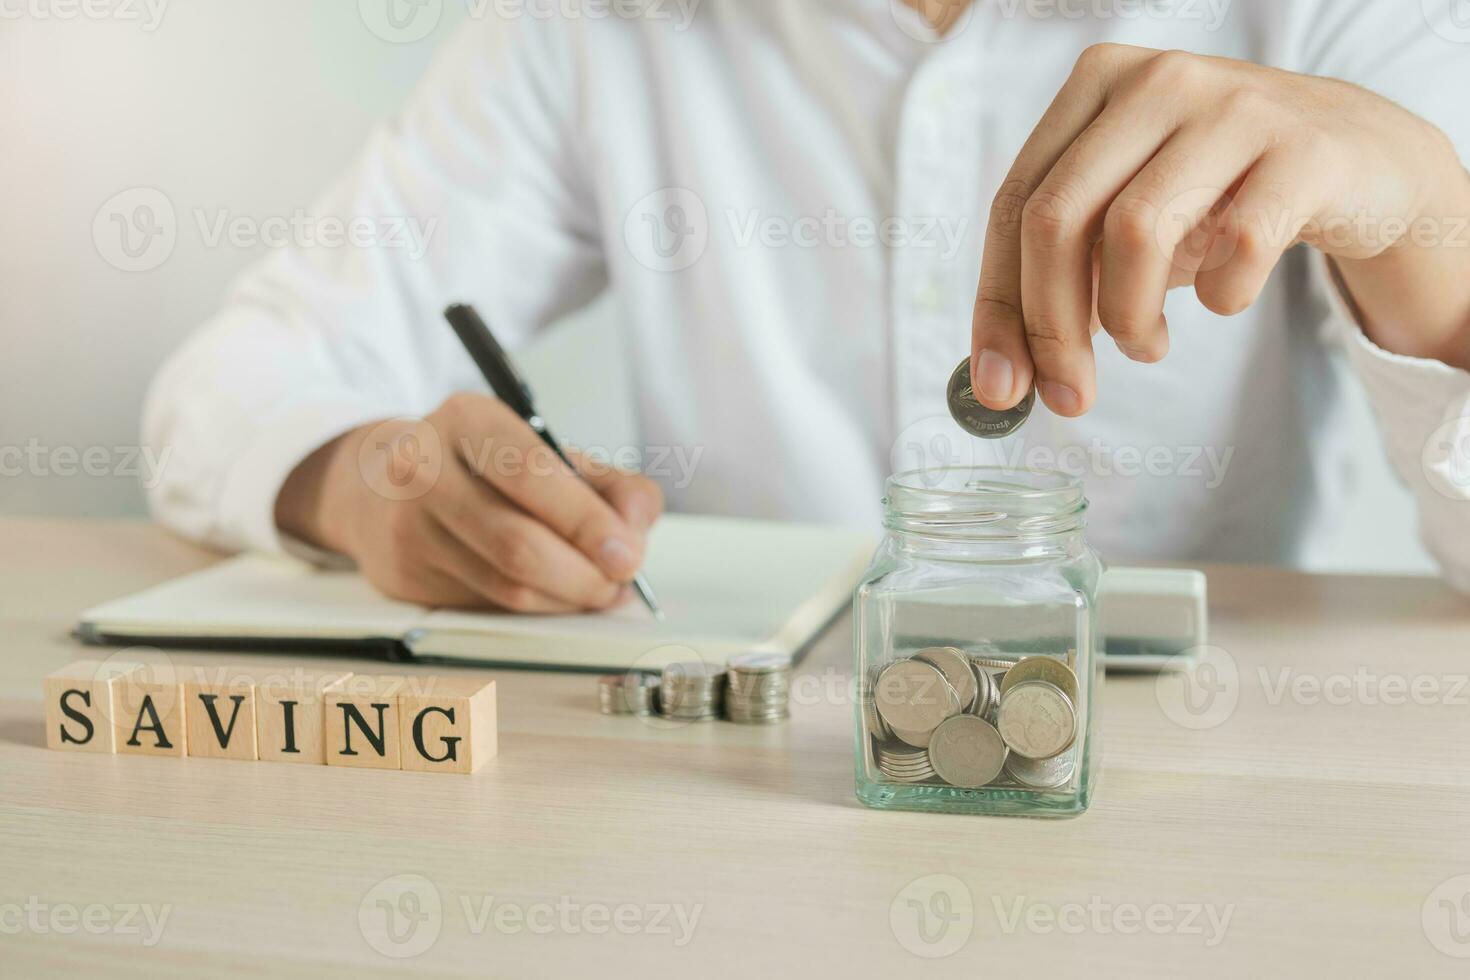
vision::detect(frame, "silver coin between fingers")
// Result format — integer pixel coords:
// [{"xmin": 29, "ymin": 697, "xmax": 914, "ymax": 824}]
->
[
  {"xmin": 927, "ymin": 714, "xmax": 1009, "ymax": 789},
  {"xmin": 874, "ymin": 659, "xmax": 960, "ymax": 735},
  {"xmin": 947, "ymin": 358, "xmax": 1035, "ymax": 439},
  {"xmin": 996, "ymin": 680, "xmax": 1077, "ymax": 761}
]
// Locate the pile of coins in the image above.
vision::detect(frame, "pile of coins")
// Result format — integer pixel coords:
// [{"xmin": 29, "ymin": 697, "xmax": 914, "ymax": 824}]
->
[
  {"xmin": 597, "ymin": 673, "xmax": 659, "ymax": 716},
  {"xmin": 596, "ymin": 654, "xmax": 795, "ymax": 724},
  {"xmin": 658, "ymin": 662, "xmax": 725, "ymax": 721},
  {"xmin": 863, "ymin": 647, "xmax": 1080, "ymax": 791},
  {"xmin": 723, "ymin": 653, "xmax": 793, "ymax": 725}
]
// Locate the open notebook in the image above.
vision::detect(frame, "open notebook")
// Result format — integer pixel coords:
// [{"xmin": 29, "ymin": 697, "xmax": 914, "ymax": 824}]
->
[{"xmin": 77, "ymin": 515, "xmax": 877, "ymax": 671}]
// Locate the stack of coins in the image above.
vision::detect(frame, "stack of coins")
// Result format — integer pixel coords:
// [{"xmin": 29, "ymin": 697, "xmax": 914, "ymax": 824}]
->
[
  {"xmin": 724, "ymin": 653, "xmax": 792, "ymax": 724},
  {"xmin": 867, "ymin": 649, "xmax": 1079, "ymax": 791},
  {"xmin": 597, "ymin": 673, "xmax": 659, "ymax": 716},
  {"xmin": 658, "ymin": 662, "xmax": 725, "ymax": 721},
  {"xmin": 875, "ymin": 743, "xmax": 937, "ymax": 783}
]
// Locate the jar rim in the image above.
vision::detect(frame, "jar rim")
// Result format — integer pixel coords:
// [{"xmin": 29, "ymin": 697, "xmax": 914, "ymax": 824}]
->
[{"xmin": 883, "ymin": 466, "xmax": 1087, "ymax": 537}]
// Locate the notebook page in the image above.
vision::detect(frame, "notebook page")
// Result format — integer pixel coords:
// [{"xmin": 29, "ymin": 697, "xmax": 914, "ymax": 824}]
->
[
  {"xmin": 80, "ymin": 554, "xmax": 427, "ymax": 640},
  {"xmin": 419, "ymin": 515, "xmax": 875, "ymax": 660}
]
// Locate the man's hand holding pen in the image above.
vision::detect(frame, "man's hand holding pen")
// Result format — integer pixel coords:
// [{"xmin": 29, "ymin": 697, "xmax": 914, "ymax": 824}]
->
[{"xmin": 274, "ymin": 393, "xmax": 664, "ymax": 613}]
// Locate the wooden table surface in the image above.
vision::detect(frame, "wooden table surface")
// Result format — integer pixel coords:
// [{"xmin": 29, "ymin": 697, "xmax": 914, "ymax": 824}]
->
[{"xmin": 3, "ymin": 518, "xmax": 1470, "ymax": 977}]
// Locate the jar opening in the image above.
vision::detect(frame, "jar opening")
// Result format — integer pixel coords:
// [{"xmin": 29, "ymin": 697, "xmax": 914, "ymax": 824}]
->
[{"xmin": 883, "ymin": 467, "xmax": 1087, "ymax": 539}]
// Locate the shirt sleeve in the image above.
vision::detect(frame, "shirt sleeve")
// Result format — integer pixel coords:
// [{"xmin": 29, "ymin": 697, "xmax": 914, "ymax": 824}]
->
[
  {"xmin": 1289, "ymin": 0, "xmax": 1470, "ymax": 590},
  {"xmin": 142, "ymin": 14, "xmax": 606, "ymax": 558}
]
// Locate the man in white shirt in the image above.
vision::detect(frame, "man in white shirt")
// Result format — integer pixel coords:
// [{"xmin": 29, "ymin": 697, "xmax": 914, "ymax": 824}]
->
[{"xmin": 145, "ymin": 0, "xmax": 1470, "ymax": 612}]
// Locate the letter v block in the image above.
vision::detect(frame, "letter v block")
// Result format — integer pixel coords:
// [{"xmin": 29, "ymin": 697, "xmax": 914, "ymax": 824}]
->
[
  {"xmin": 326, "ymin": 675, "xmax": 407, "ymax": 770},
  {"xmin": 114, "ymin": 659, "xmax": 188, "ymax": 758},
  {"xmin": 44, "ymin": 660, "xmax": 144, "ymax": 753},
  {"xmin": 400, "ymin": 678, "xmax": 498, "ymax": 774},
  {"xmin": 184, "ymin": 667, "xmax": 259, "ymax": 760},
  {"xmin": 256, "ymin": 670, "xmax": 352, "ymax": 765}
]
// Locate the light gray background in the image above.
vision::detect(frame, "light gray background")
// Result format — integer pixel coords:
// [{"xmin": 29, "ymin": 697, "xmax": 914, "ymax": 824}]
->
[{"xmin": 0, "ymin": 0, "xmax": 1433, "ymax": 574}]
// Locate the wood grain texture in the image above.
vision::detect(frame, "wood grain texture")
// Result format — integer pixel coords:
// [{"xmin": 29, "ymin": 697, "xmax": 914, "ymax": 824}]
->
[{"xmin": 2, "ymin": 519, "xmax": 1470, "ymax": 979}]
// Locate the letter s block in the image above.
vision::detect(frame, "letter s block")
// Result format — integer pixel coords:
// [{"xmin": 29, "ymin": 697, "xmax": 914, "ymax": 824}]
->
[
  {"xmin": 400, "ymin": 678, "xmax": 497, "ymax": 774},
  {"xmin": 325, "ymin": 675, "xmax": 406, "ymax": 770},
  {"xmin": 44, "ymin": 660, "xmax": 143, "ymax": 753}
]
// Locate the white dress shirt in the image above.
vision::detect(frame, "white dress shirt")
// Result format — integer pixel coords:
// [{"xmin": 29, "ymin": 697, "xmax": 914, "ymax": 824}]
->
[{"xmin": 144, "ymin": 0, "xmax": 1470, "ymax": 587}]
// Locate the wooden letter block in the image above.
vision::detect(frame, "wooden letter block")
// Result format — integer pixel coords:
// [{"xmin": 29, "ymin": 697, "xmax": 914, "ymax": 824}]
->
[
  {"xmin": 44, "ymin": 660, "xmax": 143, "ymax": 753},
  {"xmin": 113, "ymin": 661, "xmax": 188, "ymax": 758},
  {"xmin": 256, "ymin": 670, "xmax": 352, "ymax": 765},
  {"xmin": 184, "ymin": 667, "xmax": 259, "ymax": 761},
  {"xmin": 399, "ymin": 678, "xmax": 498, "ymax": 775},
  {"xmin": 325, "ymin": 675, "xmax": 406, "ymax": 770}
]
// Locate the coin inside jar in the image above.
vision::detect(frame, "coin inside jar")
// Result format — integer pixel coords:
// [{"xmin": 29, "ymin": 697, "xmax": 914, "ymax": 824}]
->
[
  {"xmin": 946, "ymin": 358, "xmax": 1035, "ymax": 439},
  {"xmin": 874, "ymin": 659, "xmax": 960, "ymax": 736},
  {"xmin": 912, "ymin": 646, "xmax": 978, "ymax": 713},
  {"xmin": 999, "ymin": 655, "xmax": 1080, "ymax": 704},
  {"xmin": 996, "ymin": 680, "xmax": 1077, "ymax": 760},
  {"xmin": 1003, "ymin": 750, "xmax": 1077, "ymax": 790},
  {"xmin": 928, "ymin": 714, "xmax": 1008, "ymax": 789},
  {"xmin": 968, "ymin": 666, "xmax": 999, "ymax": 721}
]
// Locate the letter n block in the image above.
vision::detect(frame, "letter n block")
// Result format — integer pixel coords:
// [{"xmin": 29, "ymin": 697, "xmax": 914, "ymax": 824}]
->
[
  {"xmin": 256, "ymin": 670, "xmax": 352, "ymax": 764},
  {"xmin": 400, "ymin": 678, "xmax": 498, "ymax": 775},
  {"xmin": 114, "ymin": 660, "xmax": 188, "ymax": 758},
  {"xmin": 44, "ymin": 660, "xmax": 143, "ymax": 753},
  {"xmin": 325, "ymin": 675, "xmax": 406, "ymax": 770},
  {"xmin": 183, "ymin": 666, "xmax": 259, "ymax": 761}
]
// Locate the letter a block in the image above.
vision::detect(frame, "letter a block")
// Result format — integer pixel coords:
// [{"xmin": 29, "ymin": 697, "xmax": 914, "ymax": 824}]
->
[
  {"xmin": 325, "ymin": 675, "xmax": 406, "ymax": 770},
  {"xmin": 256, "ymin": 671, "xmax": 353, "ymax": 765},
  {"xmin": 114, "ymin": 661, "xmax": 188, "ymax": 758},
  {"xmin": 44, "ymin": 660, "xmax": 143, "ymax": 753},
  {"xmin": 400, "ymin": 678, "xmax": 498, "ymax": 775},
  {"xmin": 184, "ymin": 667, "xmax": 259, "ymax": 761}
]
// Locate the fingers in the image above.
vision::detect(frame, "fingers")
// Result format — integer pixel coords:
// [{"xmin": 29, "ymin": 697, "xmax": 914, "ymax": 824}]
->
[
  {"xmin": 568, "ymin": 451, "xmax": 665, "ymax": 533},
  {"xmin": 1096, "ymin": 123, "xmax": 1267, "ymax": 361},
  {"xmin": 1017, "ymin": 91, "xmax": 1181, "ymax": 414},
  {"xmin": 420, "ymin": 517, "xmax": 583, "ymax": 614},
  {"xmin": 972, "ymin": 43, "xmax": 1155, "ymax": 414},
  {"xmin": 431, "ymin": 463, "xmax": 625, "ymax": 610},
  {"xmin": 972, "ymin": 47, "xmax": 1118, "ymax": 411},
  {"xmin": 445, "ymin": 396, "xmax": 645, "ymax": 583},
  {"xmin": 369, "ymin": 505, "xmax": 581, "ymax": 613},
  {"xmin": 1193, "ymin": 150, "xmax": 1316, "ymax": 317}
]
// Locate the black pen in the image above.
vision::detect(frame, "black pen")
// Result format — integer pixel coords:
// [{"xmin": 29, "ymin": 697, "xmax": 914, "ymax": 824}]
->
[{"xmin": 444, "ymin": 304, "xmax": 664, "ymax": 620}]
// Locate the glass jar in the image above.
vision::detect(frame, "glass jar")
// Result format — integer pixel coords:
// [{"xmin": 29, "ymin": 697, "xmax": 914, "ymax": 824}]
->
[{"xmin": 853, "ymin": 467, "xmax": 1103, "ymax": 818}]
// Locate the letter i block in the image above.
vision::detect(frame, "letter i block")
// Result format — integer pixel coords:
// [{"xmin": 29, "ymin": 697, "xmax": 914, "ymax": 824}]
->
[
  {"xmin": 399, "ymin": 678, "xmax": 497, "ymax": 774},
  {"xmin": 256, "ymin": 671, "xmax": 352, "ymax": 764},
  {"xmin": 325, "ymin": 675, "xmax": 407, "ymax": 770},
  {"xmin": 114, "ymin": 661, "xmax": 188, "ymax": 758},
  {"xmin": 44, "ymin": 660, "xmax": 143, "ymax": 753},
  {"xmin": 183, "ymin": 667, "xmax": 259, "ymax": 761}
]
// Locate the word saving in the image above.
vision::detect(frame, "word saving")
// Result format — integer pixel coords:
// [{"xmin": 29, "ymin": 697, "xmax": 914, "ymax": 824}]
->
[{"xmin": 43, "ymin": 661, "xmax": 496, "ymax": 774}]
